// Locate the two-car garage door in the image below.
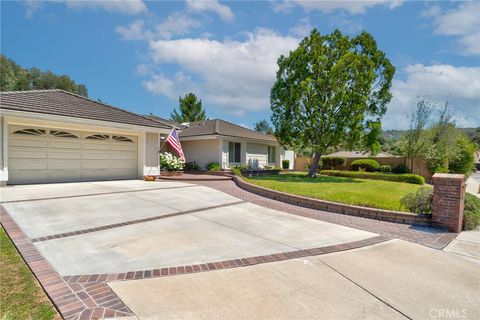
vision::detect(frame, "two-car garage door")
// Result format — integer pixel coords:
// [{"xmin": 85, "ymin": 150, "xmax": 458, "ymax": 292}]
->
[{"xmin": 8, "ymin": 126, "xmax": 138, "ymax": 184}]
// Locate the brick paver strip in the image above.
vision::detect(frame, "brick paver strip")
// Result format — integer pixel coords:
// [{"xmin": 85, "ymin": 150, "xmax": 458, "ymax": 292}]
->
[
  {"xmin": 0, "ymin": 184, "xmax": 197, "ymax": 204},
  {"xmin": 31, "ymin": 200, "xmax": 246, "ymax": 242}
]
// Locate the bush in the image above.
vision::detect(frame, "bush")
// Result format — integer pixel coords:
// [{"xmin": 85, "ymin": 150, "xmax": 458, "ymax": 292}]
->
[
  {"xmin": 321, "ymin": 157, "xmax": 346, "ymax": 170},
  {"xmin": 233, "ymin": 164, "xmax": 248, "ymax": 170},
  {"xmin": 400, "ymin": 187, "xmax": 433, "ymax": 214},
  {"xmin": 379, "ymin": 165, "xmax": 391, "ymax": 173},
  {"xmin": 160, "ymin": 152, "xmax": 184, "ymax": 171},
  {"xmin": 184, "ymin": 161, "xmax": 201, "ymax": 171},
  {"xmin": 231, "ymin": 167, "xmax": 243, "ymax": 176},
  {"xmin": 464, "ymin": 193, "xmax": 480, "ymax": 230},
  {"xmin": 282, "ymin": 159, "xmax": 290, "ymax": 169},
  {"xmin": 392, "ymin": 163, "xmax": 410, "ymax": 174},
  {"xmin": 320, "ymin": 170, "xmax": 425, "ymax": 185},
  {"xmin": 206, "ymin": 162, "xmax": 221, "ymax": 171},
  {"xmin": 449, "ymin": 136, "xmax": 476, "ymax": 175},
  {"xmin": 351, "ymin": 159, "xmax": 380, "ymax": 172}
]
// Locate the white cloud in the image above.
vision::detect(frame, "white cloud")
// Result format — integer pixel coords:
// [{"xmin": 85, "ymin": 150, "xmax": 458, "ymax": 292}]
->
[
  {"xmin": 65, "ymin": 0, "xmax": 147, "ymax": 15},
  {"xmin": 115, "ymin": 20, "xmax": 146, "ymax": 41},
  {"xmin": 24, "ymin": 0, "xmax": 43, "ymax": 18},
  {"xmin": 383, "ymin": 64, "xmax": 480, "ymax": 129},
  {"xmin": 143, "ymin": 72, "xmax": 199, "ymax": 99},
  {"xmin": 155, "ymin": 12, "xmax": 201, "ymax": 39},
  {"xmin": 426, "ymin": 2, "xmax": 480, "ymax": 55},
  {"xmin": 273, "ymin": 0, "xmax": 403, "ymax": 14},
  {"xmin": 186, "ymin": 0, "xmax": 234, "ymax": 21},
  {"xmin": 145, "ymin": 29, "xmax": 299, "ymax": 115},
  {"xmin": 289, "ymin": 17, "xmax": 313, "ymax": 37}
]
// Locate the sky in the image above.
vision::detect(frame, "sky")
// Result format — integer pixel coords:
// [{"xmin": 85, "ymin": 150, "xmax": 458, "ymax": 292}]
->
[{"xmin": 1, "ymin": 0, "xmax": 479, "ymax": 130}]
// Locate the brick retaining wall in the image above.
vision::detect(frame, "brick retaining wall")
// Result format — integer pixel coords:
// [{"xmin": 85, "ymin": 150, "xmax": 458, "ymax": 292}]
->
[{"xmin": 232, "ymin": 176, "xmax": 432, "ymax": 227}]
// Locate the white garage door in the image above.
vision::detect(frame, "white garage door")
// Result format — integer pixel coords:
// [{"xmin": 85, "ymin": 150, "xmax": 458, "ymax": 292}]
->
[{"xmin": 8, "ymin": 126, "xmax": 138, "ymax": 184}]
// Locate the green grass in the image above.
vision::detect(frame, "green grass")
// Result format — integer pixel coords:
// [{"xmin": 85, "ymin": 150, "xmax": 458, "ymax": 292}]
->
[
  {"xmin": 245, "ymin": 172, "xmax": 429, "ymax": 212},
  {"xmin": 1, "ymin": 227, "xmax": 59, "ymax": 320}
]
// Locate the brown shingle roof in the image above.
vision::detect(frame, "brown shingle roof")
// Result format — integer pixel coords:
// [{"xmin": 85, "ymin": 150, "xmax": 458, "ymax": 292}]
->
[
  {"xmin": 179, "ymin": 119, "xmax": 278, "ymax": 142},
  {"xmin": 0, "ymin": 89, "xmax": 172, "ymax": 130},
  {"xmin": 323, "ymin": 151, "xmax": 397, "ymax": 158},
  {"xmin": 144, "ymin": 114, "xmax": 178, "ymax": 128}
]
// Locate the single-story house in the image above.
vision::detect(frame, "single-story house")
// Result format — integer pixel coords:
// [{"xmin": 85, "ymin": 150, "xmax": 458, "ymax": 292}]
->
[
  {"xmin": 166, "ymin": 118, "xmax": 294, "ymax": 170},
  {"xmin": 0, "ymin": 89, "xmax": 173, "ymax": 185},
  {"xmin": 322, "ymin": 151, "xmax": 397, "ymax": 158}
]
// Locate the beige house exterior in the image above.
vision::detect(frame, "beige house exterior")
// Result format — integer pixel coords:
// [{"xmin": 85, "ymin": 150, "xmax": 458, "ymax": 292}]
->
[
  {"xmin": 174, "ymin": 119, "xmax": 294, "ymax": 170},
  {"xmin": 0, "ymin": 90, "xmax": 173, "ymax": 185}
]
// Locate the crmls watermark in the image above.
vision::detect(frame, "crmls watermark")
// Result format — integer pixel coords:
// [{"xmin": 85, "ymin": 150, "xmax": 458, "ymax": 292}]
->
[{"xmin": 429, "ymin": 308, "xmax": 468, "ymax": 319}]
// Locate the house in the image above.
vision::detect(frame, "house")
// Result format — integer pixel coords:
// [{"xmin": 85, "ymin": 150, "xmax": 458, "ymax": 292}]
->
[
  {"xmin": 170, "ymin": 119, "xmax": 294, "ymax": 170},
  {"xmin": 322, "ymin": 151, "xmax": 397, "ymax": 158},
  {"xmin": 0, "ymin": 90, "xmax": 173, "ymax": 185}
]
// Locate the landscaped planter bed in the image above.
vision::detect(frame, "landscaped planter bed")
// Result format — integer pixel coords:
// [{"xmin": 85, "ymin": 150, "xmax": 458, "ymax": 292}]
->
[
  {"xmin": 241, "ymin": 169, "xmax": 281, "ymax": 177},
  {"xmin": 233, "ymin": 175, "xmax": 431, "ymax": 226}
]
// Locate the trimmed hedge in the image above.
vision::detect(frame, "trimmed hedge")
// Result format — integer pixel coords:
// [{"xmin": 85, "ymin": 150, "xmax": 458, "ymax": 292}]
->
[
  {"xmin": 379, "ymin": 165, "xmax": 392, "ymax": 173},
  {"xmin": 464, "ymin": 193, "xmax": 480, "ymax": 230},
  {"xmin": 321, "ymin": 156, "xmax": 347, "ymax": 170},
  {"xmin": 320, "ymin": 170, "xmax": 425, "ymax": 185},
  {"xmin": 282, "ymin": 159, "xmax": 290, "ymax": 169},
  {"xmin": 206, "ymin": 162, "xmax": 221, "ymax": 171},
  {"xmin": 351, "ymin": 159, "xmax": 380, "ymax": 172}
]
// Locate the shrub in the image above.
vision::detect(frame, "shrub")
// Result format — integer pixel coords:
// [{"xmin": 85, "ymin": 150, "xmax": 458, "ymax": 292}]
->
[
  {"xmin": 379, "ymin": 165, "xmax": 391, "ymax": 173},
  {"xmin": 160, "ymin": 152, "xmax": 184, "ymax": 171},
  {"xmin": 400, "ymin": 187, "xmax": 433, "ymax": 214},
  {"xmin": 282, "ymin": 159, "xmax": 290, "ymax": 169},
  {"xmin": 233, "ymin": 164, "xmax": 248, "ymax": 170},
  {"xmin": 392, "ymin": 163, "xmax": 410, "ymax": 174},
  {"xmin": 184, "ymin": 161, "xmax": 201, "ymax": 171},
  {"xmin": 321, "ymin": 157, "xmax": 346, "ymax": 170},
  {"xmin": 231, "ymin": 167, "xmax": 243, "ymax": 176},
  {"xmin": 206, "ymin": 162, "xmax": 221, "ymax": 171},
  {"xmin": 320, "ymin": 170, "xmax": 425, "ymax": 185},
  {"xmin": 464, "ymin": 193, "xmax": 480, "ymax": 230},
  {"xmin": 351, "ymin": 159, "xmax": 380, "ymax": 172}
]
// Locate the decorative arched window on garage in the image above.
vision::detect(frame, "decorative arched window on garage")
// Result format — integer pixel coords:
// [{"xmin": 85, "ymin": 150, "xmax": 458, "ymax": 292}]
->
[
  {"xmin": 12, "ymin": 128, "xmax": 46, "ymax": 136},
  {"xmin": 85, "ymin": 134, "xmax": 110, "ymax": 140},
  {"xmin": 112, "ymin": 135, "xmax": 134, "ymax": 142},
  {"xmin": 50, "ymin": 130, "xmax": 79, "ymax": 138}
]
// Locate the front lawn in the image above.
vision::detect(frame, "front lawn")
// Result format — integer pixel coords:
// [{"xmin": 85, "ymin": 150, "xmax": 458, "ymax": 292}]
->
[
  {"xmin": 1, "ymin": 227, "xmax": 59, "ymax": 320},
  {"xmin": 244, "ymin": 173, "xmax": 429, "ymax": 212}
]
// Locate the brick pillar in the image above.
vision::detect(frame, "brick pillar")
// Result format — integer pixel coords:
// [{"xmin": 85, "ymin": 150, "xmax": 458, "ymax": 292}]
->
[{"xmin": 432, "ymin": 173, "xmax": 466, "ymax": 232}]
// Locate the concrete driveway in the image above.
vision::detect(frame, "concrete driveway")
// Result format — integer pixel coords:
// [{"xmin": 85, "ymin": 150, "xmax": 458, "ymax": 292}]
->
[{"xmin": 1, "ymin": 180, "xmax": 376, "ymax": 276}]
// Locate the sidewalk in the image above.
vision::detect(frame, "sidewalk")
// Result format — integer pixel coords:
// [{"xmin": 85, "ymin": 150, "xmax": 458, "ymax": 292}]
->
[
  {"xmin": 443, "ymin": 229, "xmax": 480, "ymax": 261},
  {"xmin": 466, "ymin": 172, "xmax": 480, "ymax": 198}
]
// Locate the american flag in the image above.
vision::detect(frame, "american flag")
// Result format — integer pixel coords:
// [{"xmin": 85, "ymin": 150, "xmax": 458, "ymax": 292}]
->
[{"xmin": 166, "ymin": 129, "xmax": 185, "ymax": 162}]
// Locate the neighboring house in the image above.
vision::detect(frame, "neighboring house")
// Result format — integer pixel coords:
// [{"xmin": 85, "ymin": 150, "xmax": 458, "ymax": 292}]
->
[
  {"xmin": 0, "ymin": 90, "xmax": 173, "ymax": 185},
  {"xmin": 156, "ymin": 118, "xmax": 294, "ymax": 170},
  {"xmin": 322, "ymin": 151, "xmax": 397, "ymax": 158}
]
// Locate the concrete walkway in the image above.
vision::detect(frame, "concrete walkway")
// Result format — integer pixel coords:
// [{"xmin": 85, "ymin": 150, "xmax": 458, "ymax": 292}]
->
[
  {"xmin": 466, "ymin": 172, "xmax": 480, "ymax": 197},
  {"xmin": 110, "ymin": 239, "xmax": 480, "ymax": 320},
  {"xmin": 444, "ymin": 229, "xmax": 480, "ymax": 261}
]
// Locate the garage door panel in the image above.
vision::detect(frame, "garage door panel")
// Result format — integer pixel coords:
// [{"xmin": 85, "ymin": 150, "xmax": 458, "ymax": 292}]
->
[
  {"xmin": 9, "ymin": 138, "xmax": 47, "ymax": 148},
  {"xmin": 8, "ymin": 126, "xmax": 139, "ymax": 184},
  {"xmin": 10, "ymin": 159, "xmax": 47, "ymax": 170},
  {"xmin": 47, "ymin": 140, "xmax": 81, "ymax": 149},
  {"xmin": 9, "ymin": 147, "xmax": 47, "ymax": 159},
  {"xmin": 9, "ymin": 170, "xmax": 48, "ymax": 184}
]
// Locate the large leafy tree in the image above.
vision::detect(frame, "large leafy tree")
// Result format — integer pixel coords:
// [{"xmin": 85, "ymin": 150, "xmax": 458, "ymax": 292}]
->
[
  {"xmin": 271, "ymin": 29, "xmax": 395, "ymax": 177},
  {"xmin": 0, "ymin": 55, "xmax": 88, "ymax": 96},
  {"xmin": 170, "ymin": 93, "xmax": 206, "ymax": 123},
  {"xmin": 253, "ymin": 119, "xmax": 274, "ymax": 135}
]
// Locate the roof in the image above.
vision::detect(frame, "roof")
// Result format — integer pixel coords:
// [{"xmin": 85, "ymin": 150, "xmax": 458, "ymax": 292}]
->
[
  {"xmin": 0, "ymin": 89, "xmax": 172, "ymax": 130},
  {"xmin": 323, "ymin": 151, "xmax": 397, "ymax": 158},
  {"xmin": 144, "ymin": 114, "xmax": 178, "ymax": 128},
  {"xmin": 179, "ymin": 119, "xmax": 278, "ymax": 142}
]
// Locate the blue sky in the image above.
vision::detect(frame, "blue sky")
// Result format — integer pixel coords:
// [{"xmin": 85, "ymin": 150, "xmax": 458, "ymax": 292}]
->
[{"xmin": 2, "ymin": 0, "xmax": 479, "ymax": 129}]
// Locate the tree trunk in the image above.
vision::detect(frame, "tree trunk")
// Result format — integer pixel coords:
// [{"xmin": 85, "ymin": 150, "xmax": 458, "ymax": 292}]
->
[{"xmin": 308, "ymin": 153, "xmax": 321, "ymax": 177}]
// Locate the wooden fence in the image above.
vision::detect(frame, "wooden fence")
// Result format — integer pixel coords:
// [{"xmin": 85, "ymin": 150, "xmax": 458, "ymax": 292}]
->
[{"xmin": 293, "ymin": 156, "xmax": 432, "ymax": 182}]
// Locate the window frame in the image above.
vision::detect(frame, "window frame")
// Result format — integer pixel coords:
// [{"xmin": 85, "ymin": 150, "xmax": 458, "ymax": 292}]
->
[
  {"xmin": 228, "ymin": 142, "xmax": 241, "ymax": 164},
  {"xmin": 268, "ymin": 146, "xmax": 276, "ymax": 164}
]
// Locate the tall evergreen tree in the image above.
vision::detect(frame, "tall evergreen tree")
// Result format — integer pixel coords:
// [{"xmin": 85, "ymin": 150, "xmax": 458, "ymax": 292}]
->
[
  {"xmin": 253, "ymin": 119, "xmax": 274, "ymax": 135},
  {"xmin": 170, "ymin": 93, "xmax": 206, "ymax": 123}
]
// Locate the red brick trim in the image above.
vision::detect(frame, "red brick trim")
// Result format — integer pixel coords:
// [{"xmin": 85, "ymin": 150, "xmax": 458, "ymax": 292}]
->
[
  {"xmin": 0, "ymin": 205, "xmax": 133, "ymax": 320},
  {"xmin": 64, "ymin": 234, "xmax": 393, "ymax": 284},
  {"xmin": 232, "ymin": 176, "xmax": 432, "ymax": 227},
  {"xmin": 31, "ymin": 200, "xmax": 245, "ymax": 242}
]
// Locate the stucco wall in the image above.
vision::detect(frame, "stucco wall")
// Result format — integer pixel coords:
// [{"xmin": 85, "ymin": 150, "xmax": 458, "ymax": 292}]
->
[
  {"xmin": 182, "ymin": 139, "xmax": 220, "ymax": 169},
  {"xmin": 144, "ymin": 132, "xmax": 159, "ymax": 176},
  {"xmin": 246, "ymin": 143, "xmax": 268, "ymax": 168},
  {"xmin": 280, "ymin": 148, "xmax": 295, "ymax": 169}
]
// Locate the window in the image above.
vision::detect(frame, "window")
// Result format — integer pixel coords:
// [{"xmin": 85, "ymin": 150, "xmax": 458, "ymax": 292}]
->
[
  {"xmin": 113, "ymin": 135, "xmax": 134, "ymax": 142},
  {"xmin": 228, "ymin": 142, "xmax": 241, "ymax": 163},
  {"xmin": 85, "ymin": 134, "xmax": 109, "ymax": 140},
  {"xmin": 50, "ymin": 130, "xmax": 78, "ymax": 138},
  {"xmin": 13, "ymin": 128, "xmax": 46, "ymax": 136},
  {"xmin": 268, "ymin": 146, "xmax": 276, "ymax": 164}
]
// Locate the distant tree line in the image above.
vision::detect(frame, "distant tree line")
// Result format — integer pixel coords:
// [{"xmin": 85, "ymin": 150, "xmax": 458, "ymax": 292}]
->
[{"xmin": 0, "ymin": 55, "xmax": 88, "ymax": 97}]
